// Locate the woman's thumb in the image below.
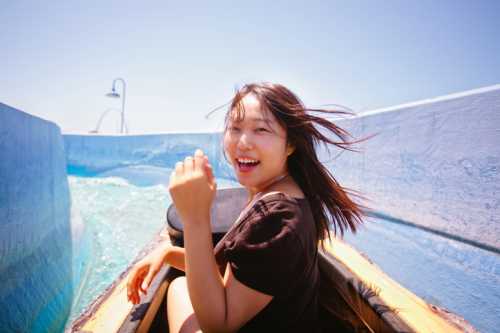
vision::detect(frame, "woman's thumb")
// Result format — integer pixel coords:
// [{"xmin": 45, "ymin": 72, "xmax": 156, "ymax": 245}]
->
[
  {"xmin": 141, "ymin": 271, "xmax": 154, "ymax": 293},
  {"xmin": 204, "ymin": 162, "xmax": 214, "ymax": 180}
]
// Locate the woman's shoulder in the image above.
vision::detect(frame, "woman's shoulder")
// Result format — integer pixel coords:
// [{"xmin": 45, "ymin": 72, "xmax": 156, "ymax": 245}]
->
[
  {"xmin": 221, "ymin": 192, "xmax": 316, "ymax": 298},
  {"xmin": 255, "ymin": 191, "xmax": 308, "ymax": 208},
  {"xmin": 228, "ymin": 192, "xmax": 308, "ymax": 249},
  {"xmin": 244, "ymin": 191, "xmax": 312, "ymax": 233}
]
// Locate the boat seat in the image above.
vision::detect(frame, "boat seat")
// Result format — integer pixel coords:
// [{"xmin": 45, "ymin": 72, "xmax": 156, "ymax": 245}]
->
[{"xmin": 166, "ymin": 187, "xmax": 248, "ymax": 247}]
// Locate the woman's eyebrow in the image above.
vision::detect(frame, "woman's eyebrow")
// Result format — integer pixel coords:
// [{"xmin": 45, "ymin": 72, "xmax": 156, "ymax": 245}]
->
[{"xmin": 248, "ymin": 117, "xmax": 273, "ymax": 123}]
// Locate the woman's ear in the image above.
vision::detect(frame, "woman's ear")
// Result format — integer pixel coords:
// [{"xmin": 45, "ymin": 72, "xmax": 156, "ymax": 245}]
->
[{"xmin": 286, "ymin": 144, "xmax": 295, "ymax": 156}]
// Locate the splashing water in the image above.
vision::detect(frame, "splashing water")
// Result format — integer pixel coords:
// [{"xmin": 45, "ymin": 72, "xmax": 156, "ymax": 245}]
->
[{"xmin": 66, "ymin": 171, "xmax": 239, "ymax": 324}]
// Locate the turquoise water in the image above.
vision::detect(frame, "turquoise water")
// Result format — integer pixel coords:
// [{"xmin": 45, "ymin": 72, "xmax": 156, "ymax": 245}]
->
[{"xmin": 66, "ymin": 168, "xmax": 239, "ymax": 325}]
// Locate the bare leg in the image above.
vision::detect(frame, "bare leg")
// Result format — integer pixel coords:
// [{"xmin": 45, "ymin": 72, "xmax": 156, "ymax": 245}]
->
[{"xmin": 167, "ymin": 276, "xmax": 202, "ymax": 333}]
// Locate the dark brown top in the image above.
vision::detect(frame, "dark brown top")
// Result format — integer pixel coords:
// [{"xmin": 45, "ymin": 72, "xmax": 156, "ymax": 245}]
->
[{"xmin": 214, "ymin": 192, "xmax": 321, "ymax": 332}]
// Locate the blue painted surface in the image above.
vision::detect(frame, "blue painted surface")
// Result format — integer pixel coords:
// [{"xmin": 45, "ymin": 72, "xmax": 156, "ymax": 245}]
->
[
  {"xmin": 319, "ymin": 85, "xmax": 500, "ymax": 252},
  {"xmin": 63, "ymin": 132, "xmax": 234, "ymax": 180},
  {"xmin": 0, "ymin": 103, "xmax": 74, "ymax": 332}
]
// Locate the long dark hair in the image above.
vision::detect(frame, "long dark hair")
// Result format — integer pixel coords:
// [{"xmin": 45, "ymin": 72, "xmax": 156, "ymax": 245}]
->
[{"xmin": 224, "ymin": 82, "xmax": 371, "ymax": 248}]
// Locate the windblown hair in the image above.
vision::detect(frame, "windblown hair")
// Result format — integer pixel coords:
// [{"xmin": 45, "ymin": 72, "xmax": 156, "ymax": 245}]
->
[{"xmin": 224, "ymin": 82, "xmax": 371, "ymax": 248}]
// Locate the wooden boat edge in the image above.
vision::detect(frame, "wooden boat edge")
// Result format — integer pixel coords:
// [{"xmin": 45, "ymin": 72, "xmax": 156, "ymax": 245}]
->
[{"xmin": 70, "ymin": 234, "xmax": 477, "ymax": 333}]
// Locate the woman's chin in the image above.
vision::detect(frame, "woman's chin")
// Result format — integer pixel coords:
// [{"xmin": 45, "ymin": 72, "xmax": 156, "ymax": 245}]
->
[
  {"xmin": 235, "ymin": 177, "xmax": 254, "ymax": 189},
  {"xmin": 236, "ymin": 178, "xmax": 250, "ymax": 187}
]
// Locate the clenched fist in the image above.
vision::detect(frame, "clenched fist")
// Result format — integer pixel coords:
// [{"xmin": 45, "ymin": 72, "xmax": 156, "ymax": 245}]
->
[{"xmin": 169, "ymin": 149, "xmax": 217, "ymax": 226}]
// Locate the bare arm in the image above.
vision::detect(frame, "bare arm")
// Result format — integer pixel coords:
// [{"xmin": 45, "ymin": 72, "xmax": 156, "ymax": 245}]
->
[
  {"xmin": 165, "ymin": 245, "xmax": 186, "ymax": 272},
  {"xmin": 183, "ymin": 217, "xmax": 228, "ymax": 332},
  {"xmin": 127, "ymin": 238, "xmax": 186, "ymax": 304},
  {"xmin": 170, "ymin": 150, "xmax": 272, "ymax": 332}
]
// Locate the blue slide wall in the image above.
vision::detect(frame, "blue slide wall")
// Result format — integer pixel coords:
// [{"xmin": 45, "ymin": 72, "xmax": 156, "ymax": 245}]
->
[
  {"xmin": 63, "ymin": 132, "xmax": 234, "ymax": 183},
  {"xmin": 0, "ymin": 103, "xmax": 73, "ymax": 332},
  {"xmin": 321, "ymin": 85, "xmax": 500, "ymax": 252}
]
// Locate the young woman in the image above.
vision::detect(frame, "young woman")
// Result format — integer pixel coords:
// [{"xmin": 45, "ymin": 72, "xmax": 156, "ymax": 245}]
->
[{"xmin": 127, "ymin": 83, "xmax": 366, "ymax": 332}]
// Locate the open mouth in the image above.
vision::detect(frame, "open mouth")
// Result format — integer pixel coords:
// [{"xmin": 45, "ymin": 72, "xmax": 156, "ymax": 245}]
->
[{"xmin": 236, "ymin": 158, "xmax": 260, "ymax": 172}]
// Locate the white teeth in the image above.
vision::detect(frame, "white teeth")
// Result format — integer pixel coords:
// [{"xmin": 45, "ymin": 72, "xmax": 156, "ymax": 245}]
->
[{"xmin": 237, "ymin": 158, "xmax": 259, "ymax": 164}]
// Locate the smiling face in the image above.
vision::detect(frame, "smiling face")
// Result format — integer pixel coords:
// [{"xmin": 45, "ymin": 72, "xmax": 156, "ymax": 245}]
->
[{"xmin": 223, "ymin": 94, "xmax": 293, "ymax": 196}]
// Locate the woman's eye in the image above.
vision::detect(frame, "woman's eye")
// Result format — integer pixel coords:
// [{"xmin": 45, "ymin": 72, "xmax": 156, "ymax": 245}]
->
[
  {"xmin": 256, "ymin": 128, "xmax": 268, "ymax": 133},
  {"xmin": 229, "ymin": 126, "xmax": 241, "ymax": 132}
]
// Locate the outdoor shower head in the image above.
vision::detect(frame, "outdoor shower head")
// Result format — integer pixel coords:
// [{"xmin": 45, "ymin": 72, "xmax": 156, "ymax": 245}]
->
[{"xmin": 105, "ymin": 90, "xmax": 120, "ymax": 98}]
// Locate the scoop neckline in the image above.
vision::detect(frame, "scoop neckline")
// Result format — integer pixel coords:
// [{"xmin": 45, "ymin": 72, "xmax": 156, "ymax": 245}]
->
[{"xmin": 259, "ymin": 191, "xmax": 307, "ymax": 202}]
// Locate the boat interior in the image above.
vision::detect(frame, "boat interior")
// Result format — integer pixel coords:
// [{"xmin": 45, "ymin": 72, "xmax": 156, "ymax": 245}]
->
[{"xmin": 71, "ymin": 188, "xmax": 476, "ymax": 333}]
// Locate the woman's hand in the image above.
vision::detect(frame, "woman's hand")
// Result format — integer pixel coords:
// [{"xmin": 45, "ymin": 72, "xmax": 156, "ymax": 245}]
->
[
  {"xmin": 169, "ymin": 149, "xmax": 217, "ymax": 226},
  {"xmin": 126, "ymin": 242, "xmax": 170, "ymax": 305}
]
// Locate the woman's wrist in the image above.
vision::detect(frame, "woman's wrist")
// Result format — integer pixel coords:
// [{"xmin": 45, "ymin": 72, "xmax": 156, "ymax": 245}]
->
[
  {"xmin": 162, "ymin": 245, "xmax": 186, "ymax": 271},
  {"xmin": 161, "ymin": 241, "xmax": 172, "ymax": 264}
]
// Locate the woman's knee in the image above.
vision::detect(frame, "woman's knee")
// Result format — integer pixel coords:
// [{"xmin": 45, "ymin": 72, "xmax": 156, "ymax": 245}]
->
[
  {"xmin": 168, "ymin": 277, "xmax": 191, "ymax": 313},
  {"xmin": 167, "ymin": 276, "xmax": 201, "ymax": 333},
  {"xmin": 168, "ymin": 276, "xmax": 188, "ymax": 298}
]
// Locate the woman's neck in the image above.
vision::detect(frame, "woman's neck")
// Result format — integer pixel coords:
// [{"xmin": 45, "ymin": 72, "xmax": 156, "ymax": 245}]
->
[{"xmin": 246, "ymin": 172, "xmax": 289, "ymax": 203}]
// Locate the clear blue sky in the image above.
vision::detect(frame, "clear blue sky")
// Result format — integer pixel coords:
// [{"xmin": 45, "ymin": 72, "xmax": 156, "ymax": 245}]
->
[{"xmin": 1, "ymin": 0, "xmax": 499, "ymax": 133}]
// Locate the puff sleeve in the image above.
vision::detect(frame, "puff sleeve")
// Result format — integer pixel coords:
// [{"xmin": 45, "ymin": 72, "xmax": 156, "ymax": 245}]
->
[{"xmin": 222, "ymin": 199, "xmax": 306, "ymax": 297}]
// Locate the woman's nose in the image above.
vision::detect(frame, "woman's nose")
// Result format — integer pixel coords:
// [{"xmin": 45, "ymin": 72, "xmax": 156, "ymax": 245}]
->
[{"xmin": 237, "ymin": 133, "xmax": 254, "ymax": 150}]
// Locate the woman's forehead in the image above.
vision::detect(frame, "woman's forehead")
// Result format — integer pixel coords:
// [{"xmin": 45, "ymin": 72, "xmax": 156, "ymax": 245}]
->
[{"xmin": 229, "ymin": 96, "xmax": 276, "ymax": 123}]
